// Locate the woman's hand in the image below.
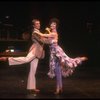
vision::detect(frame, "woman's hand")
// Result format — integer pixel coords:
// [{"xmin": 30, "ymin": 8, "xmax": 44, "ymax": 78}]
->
[{"xmin": 45, "ymin": 27, "xmax": 51, "ymax": 34}]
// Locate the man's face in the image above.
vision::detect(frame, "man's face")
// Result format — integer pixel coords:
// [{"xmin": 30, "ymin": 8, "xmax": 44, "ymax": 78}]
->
[{"xmin": 33, "ymin": 21, "xmax": 40, "ymax": 30}]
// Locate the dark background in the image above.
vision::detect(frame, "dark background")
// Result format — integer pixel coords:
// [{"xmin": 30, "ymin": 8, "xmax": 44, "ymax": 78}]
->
[
  {"xmin": 0, "ymin": 2, "xmax": 100, "ymax": 99},
  {"xmin": 0, "ymin": 1, "xmax": 100, "ymax": 68}
]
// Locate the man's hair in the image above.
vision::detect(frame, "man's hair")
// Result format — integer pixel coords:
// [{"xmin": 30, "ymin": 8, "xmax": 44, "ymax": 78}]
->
[
  {"xmin": 32, "ymin": 19, "xmax": 40, "ymax": 25},
  {"xmin": 49, "ymin": 18, "xmax": 60, "ymax": 28}
]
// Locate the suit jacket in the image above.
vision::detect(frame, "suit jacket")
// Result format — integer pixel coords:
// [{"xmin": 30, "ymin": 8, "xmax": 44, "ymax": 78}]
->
[
  {"xmin": 33, "ymin": 31, "xmax": 52, "ymax": 45},
  {"xmin": 30, "ymin": 29, "xmax": 45, "ymax": 59}
]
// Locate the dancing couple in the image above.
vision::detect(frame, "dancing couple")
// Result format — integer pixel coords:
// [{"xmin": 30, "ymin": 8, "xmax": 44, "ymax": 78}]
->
[{"xmin": 0, "ymin": 18, "xmax": 88, "ymax": 94}]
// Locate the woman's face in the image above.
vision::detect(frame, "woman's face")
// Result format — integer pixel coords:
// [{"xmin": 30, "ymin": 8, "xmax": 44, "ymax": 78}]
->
[{"xmin": 50, "ymin": 22, "xmax": 57, "ymax": 30}]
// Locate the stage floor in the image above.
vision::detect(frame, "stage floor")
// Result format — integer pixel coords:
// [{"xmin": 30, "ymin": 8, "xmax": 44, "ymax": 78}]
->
[{"xmin": 0, "ymin": 62, "xmax": 100, "ymax": 99}]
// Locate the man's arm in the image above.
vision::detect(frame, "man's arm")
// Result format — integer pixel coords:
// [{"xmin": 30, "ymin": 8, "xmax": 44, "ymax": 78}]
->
[
  {"xmin": 32, "ymin": 32, "xmax": 51, "ymax": 44},
  {"xmin": 34, "ymin": 30, "xmax": 54, "ymax": 38}
]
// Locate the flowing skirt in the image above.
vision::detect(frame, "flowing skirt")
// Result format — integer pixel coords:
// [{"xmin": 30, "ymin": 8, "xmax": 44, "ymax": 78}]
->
[{"xmin": 48, "ymin": 44, "xmax": 83, "ymax": 78}]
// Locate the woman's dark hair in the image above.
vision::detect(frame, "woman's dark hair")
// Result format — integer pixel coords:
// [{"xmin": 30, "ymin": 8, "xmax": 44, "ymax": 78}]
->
[{"xmin": 49, "ymin": 18, "xmax": 60, "ymax": 29}]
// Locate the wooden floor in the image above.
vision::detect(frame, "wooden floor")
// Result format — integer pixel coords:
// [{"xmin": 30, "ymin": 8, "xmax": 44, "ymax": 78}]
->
[{"xmin": 0, "ymin": 61, "xmax": 100, "ymax": 99}]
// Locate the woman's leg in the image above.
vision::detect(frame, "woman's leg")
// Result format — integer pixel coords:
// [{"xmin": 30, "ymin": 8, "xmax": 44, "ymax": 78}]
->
[{"xmin": 55, "ymin": 58, "xmax": 62, "ymax": 94}]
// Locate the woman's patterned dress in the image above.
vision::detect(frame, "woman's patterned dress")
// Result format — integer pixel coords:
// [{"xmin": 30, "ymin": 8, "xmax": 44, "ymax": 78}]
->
[{"xmin": 48, "ymin": 43, "xmax": 83, "ymax": 78}]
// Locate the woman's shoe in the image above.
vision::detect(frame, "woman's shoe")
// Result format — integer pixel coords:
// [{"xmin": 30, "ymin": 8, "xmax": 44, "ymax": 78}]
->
[
  {"xmin": 54, "ymin": 89, "xmax": 63, "ymax": 95},
  {"xmin": 80, "ymin": 57, "xmax": 88, "ymax": 61}
]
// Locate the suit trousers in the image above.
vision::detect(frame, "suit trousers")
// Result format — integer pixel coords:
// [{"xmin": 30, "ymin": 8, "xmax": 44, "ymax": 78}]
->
[
  {"xmin": 8, "ymin": 50, "xmax": 39, "ymax": 90},
  {"xmin": 27, "ymin": 58, "xmax": 39, "ymax": 89},
  {"xmin": 8, "ymin": 50, "xmax": 36, "ymax": 65}
]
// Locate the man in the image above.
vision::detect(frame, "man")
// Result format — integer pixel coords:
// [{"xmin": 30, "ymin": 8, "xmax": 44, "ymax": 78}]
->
[{"xmin": 0, "ymin": 19, "xmax": 45, "ymax": 94}]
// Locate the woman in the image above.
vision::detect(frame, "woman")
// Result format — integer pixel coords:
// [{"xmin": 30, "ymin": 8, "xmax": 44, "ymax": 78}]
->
[{"xmin": 34, "ymin": 18, "xmax": 88, "ymax": 94}]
